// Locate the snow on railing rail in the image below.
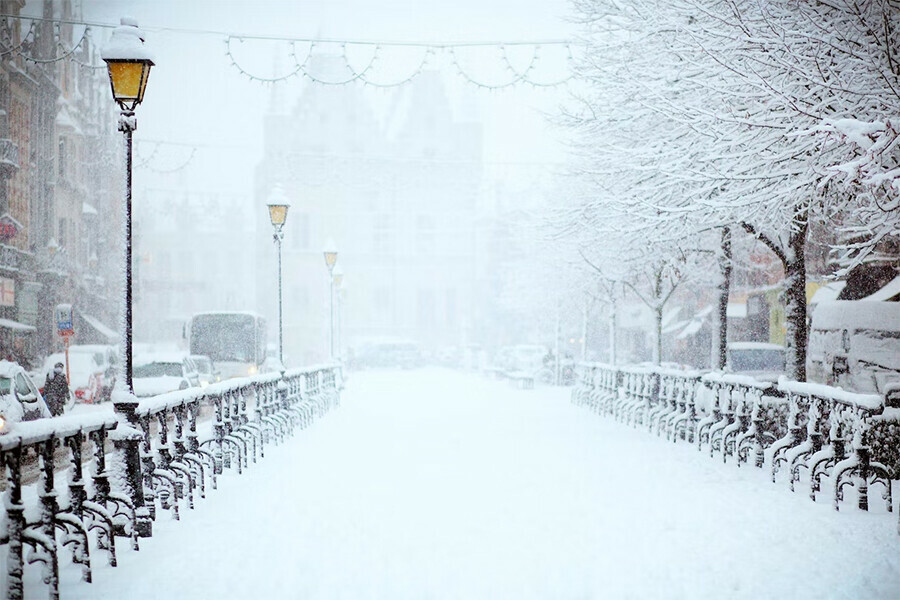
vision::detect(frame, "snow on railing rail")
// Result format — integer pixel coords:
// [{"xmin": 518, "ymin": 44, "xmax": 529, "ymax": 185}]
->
[
  {"xmin": 0, "ymin": 364, "xmax": 342, "ymax": 600},
  {"xmin": 0, "ymin": 411, "xmax": 119, "ymax": 451},
  {"xmin": 777, "ymin": 377, "xmax": 883, "ymax": 412},
  {"xmin": 570, "ymin": 362, "xmax": 899, "ymax": 535}
]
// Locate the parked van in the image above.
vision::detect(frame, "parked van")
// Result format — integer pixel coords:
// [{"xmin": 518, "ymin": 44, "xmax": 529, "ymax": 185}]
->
[{"xmin": 807, "ymin": 299, "xmax": 900, "ymax": 394}]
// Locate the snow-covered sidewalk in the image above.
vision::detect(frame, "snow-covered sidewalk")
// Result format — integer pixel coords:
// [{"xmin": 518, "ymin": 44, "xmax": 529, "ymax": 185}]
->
[{"xmin": 43, "ymin": 368, "xmax": 900, "ymax": 599}]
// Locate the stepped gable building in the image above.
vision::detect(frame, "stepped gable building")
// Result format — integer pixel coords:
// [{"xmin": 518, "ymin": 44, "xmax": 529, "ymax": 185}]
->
[{"xmin": 255, "ymin": 57, "xmax": 483, "ymax": 365}]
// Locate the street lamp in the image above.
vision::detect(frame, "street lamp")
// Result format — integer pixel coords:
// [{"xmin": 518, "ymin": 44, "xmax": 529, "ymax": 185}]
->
[
  {"xmin": 102, "ymin": 17, "xmax": 154, "ymax": 394},
  {"xmin": 102, "ymin": 16, "xmax": 153, "ymax": 537},
  {"xmin": 267, "ymin": 187, "xmax": 290, "ymax": 367},
  {"xmin": 322, "ymin": 238, "xmax": 338, "ymax": 360},
  {"xmin": 332, "ymin": 266, "xmax": 344, "ymax": 361}
]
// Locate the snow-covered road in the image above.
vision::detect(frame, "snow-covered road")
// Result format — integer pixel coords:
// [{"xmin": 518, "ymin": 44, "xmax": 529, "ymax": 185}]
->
[{"xmin": 54, "ymin": 368, "xmax": 900, "ymax": 599}]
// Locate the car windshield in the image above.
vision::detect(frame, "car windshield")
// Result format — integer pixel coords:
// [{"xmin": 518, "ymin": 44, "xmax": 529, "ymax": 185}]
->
[
  {"xmin": 134, "ymin": 362, "xmax": 183, "ymax": 378},
  {"xmin": 47, "ymin": 353, "xmax": 99, "ymax": 374},
  {"xmin": 729, "ymin": 349, "xmax": 785, "ymax": 372},
  {"xmin": 193, "ymin": 358, "xmax": 212, "ymax": 374},
  {"xmin": 190, "ymin": 315, "xmax": 256, "ymax": 362},
  {"xmin": 0, "ymin": 376, "xmax": 10, "ymax": 395}
]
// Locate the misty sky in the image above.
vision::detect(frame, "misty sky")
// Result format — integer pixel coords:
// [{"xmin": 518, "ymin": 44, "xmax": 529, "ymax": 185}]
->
[{"xmin": 72, "ymin": 0, "xmax": 576, "ymax": 197}]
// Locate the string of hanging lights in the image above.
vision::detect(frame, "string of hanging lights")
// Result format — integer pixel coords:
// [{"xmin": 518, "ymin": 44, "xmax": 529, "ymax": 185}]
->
[
  {"xmin": 227, "ymin": 37, "xmax": 572, "ymax": 89},
  {"xmin": 0, "ymin": 12, "xmax": 575, "ymax": 89}
]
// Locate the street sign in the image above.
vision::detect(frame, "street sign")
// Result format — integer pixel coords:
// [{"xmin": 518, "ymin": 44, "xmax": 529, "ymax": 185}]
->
[{"xmin": 55, "ymin": 303, "xmax": 74, "ymax": 337}]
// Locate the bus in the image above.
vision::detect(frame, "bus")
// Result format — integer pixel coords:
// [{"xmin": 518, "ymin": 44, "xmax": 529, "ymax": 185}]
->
[{"xmin": 186, "ymin": 312, "xmax": 267, "ymax": 380}]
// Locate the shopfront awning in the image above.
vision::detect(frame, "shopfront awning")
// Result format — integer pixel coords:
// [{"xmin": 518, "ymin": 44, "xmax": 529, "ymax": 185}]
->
[
  {"xmin": 862, "ymin": 276, "xmax": 900, "ymax": 302},
  {"xmin": 0, "ymin": 318, "xmax": 35, "ymax": 333},
  {"xmin": 726, "ymin": 302, "xmax": 747, "ymax": 318},
  {"xmin": 78, "ymin": 312, "xmax": 119, "ymax": 343}
]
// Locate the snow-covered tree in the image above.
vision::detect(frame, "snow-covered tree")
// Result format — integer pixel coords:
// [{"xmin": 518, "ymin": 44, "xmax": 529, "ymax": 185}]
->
[{"xmin": 561, "ymin": 0, "xmax": 900, "ymax": 380}]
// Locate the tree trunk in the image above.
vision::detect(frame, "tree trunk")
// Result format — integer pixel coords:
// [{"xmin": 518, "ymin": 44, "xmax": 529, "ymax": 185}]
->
[
  {"xmin": 609, "ymin": 299, "xmax": 617, "ymax": 365},
  {"xmin": 653, "ymin": 305, "xmax": 663, "ymax": 365},
  {"xmin": 784, "ymin": 219, "xmax": 809, "ymax": 381},
  {"xmin": 714, "ymin": 227, "xmax": 732, "ymax": 370},
  {"xmin": 581, "ymin": 302, "xmax": 588, "ymax": 361}
]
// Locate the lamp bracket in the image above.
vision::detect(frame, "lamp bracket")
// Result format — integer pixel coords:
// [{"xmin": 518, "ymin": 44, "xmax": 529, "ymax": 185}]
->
[{"xmin": 117, "ymin": 111, "xmax": 137, "ymax": 133}]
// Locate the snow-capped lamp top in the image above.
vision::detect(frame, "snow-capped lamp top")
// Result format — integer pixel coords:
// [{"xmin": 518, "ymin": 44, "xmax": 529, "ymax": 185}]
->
[
  {"xmin": 101, "ymin": 17, "xmax": 155, "ymax": 63},
  {"xmin": 323, "ymin": 238, "xmax": 338, "ymax": 270},
  {"xmin": 267, "ymin": 185, "xmax": 291, "ymax": 228}
]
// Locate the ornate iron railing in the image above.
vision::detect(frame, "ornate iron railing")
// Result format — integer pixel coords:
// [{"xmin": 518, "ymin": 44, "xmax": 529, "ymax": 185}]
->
[
  {"xmin": 571, "ymin": 363, "xmax": 900, "ymax": 534},
  {"xmin": 0, "ymin": 364, "xmax": 341, "ymax": 600}
]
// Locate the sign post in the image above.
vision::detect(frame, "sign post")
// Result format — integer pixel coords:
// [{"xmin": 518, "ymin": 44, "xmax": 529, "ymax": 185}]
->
[{"xmin": 55, "ymin": 304, "xmax": 75, "ymax": 384}]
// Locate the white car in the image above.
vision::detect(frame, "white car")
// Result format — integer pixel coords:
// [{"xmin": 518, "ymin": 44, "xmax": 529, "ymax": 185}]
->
[
  {"xmin": 0, "ymin": 360, "xmax": 52, "ymax": 432},
  {"xmin": 41, "ymin": 349, "xmax": 107, "ymax": 404},
  {"xmin": 132, "ymin": 354, "xmax": 199, "ymax": 398}
]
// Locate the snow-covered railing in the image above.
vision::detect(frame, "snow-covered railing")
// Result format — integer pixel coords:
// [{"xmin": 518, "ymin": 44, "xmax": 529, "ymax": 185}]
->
[
  {"xmin": 0, "ymin": 364, "xmax": 342, "ymax": 600},
  {"xmin": 571, "ymin": 363, "xmax": 900, "ymax": 534}
]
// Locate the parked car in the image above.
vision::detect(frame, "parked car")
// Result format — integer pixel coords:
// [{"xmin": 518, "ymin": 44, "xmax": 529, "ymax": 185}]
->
[
  {"xmin": 189, "ymin": 354, "xmax": 220, "ymax": 387},
  {"xmin": 354, "ymin": 340, "xmax": 423, "ymax": 369},
  {"xmin": 725, "ymin": 342, "xmax": 786, "ymax": 382},
  {"xmin": 808, "ymin": 299, "xmax": 900, "ymax": 394},
  {"xmin": 41, "ymin": 348, "xmax": 108, "ymax": 404},
  {"xmin": 70, "ymin": 344, "xmax": 118, "ymax": 402},
  {"xmin": 0, "ymin": 360, "xmax": 52, "ymax": 431},
  {"xmin": 132, "ymin": 354, "xmax": 200, "ymax": 398}
]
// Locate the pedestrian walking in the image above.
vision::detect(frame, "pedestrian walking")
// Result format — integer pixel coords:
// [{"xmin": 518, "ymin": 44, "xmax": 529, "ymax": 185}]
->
[{"xmin": 44, "ymin": 362, "xmax": 68, "ymax": 417}]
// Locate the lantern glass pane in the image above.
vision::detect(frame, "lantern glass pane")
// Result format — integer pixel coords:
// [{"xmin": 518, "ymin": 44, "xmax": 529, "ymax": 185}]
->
[
  {"xmin": 268, "ymin": 204, "xmax": 289, "ymax": 226},
  {"xmin": 324, "ymin": 252, "xmax": 338, "ymax": 268},
  {"xmin": 108, "ymin": 62, "xmax": 146, "ymax": 102},
  {"xmin": 137, "ymin": 63, "xmax": 152, "ymax": 103}
]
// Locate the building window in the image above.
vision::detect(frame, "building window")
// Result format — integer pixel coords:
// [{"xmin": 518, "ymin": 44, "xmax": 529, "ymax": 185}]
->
[
  {"xmin": 373, "ymin": 214, "xmax": 391, "ymax": 255},
  {"xmin": 58, "ymin": 218, "xmax": 66, "ymax": 248},
  {"xmin": 417, "ymin": 288, "xmax": 435, "ymax": 329},
  {"xmin": 416, "ymin": 215, "xmax": 435, "ymax": 255},
  {"xmin": 293, "ymin": 285, "xmax": 309, "ymax": 311},
  {"xmin": 291, "ymin": 213, "xmax": 309, "ymax": 250},
  {"xmin": 58, "ymin": 137, "xmax": 66, "ymax": 179},
  {"xmin": 445, "ymin": 288, "xmax": 456, "ymax": 325}
]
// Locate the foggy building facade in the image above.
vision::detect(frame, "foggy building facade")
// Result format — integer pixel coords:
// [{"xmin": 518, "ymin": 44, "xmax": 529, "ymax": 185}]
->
[
  {"xmin": 255, "ymin": 61, "xmax": 483, "ymax": 365},
  {"xmin": 132, "ymin": 189, "xmax": 256, "ymax": 345},
  {"xmin": 0, "ymin": 0, "xmax": 123, "ymax": 366}
]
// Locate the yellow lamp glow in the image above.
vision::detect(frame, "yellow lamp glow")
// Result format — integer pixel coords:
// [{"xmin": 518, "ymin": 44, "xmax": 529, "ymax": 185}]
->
[
  {"xmin": 105, "ymin": 60, "xmax": 153, "ymax": 110},
  {"xmin": 102, "ymin": 18, "xmax": 154, "ymax": 111},
  {"xmin": 323, "ymin": 238, "xmax": 338, "ymax": 272},
  {"xmin": 268, "ymin": 204, "xmax": 290, "ymax": 228}
]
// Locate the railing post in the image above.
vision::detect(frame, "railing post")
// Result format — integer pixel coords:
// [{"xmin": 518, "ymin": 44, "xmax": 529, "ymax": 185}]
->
[
  {"xmin": 4, "ymin": 445, "xmax": 25, "ymax": 600},
  {"xmin": 110, "ymin": 396, "xmax": 152, "ymax": 537}
]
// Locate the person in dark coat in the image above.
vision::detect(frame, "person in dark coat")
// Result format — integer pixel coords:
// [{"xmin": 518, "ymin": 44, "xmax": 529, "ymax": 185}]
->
[{"xmin": 43, "ymin": 362, "xmax": 68, "ymax": 417}]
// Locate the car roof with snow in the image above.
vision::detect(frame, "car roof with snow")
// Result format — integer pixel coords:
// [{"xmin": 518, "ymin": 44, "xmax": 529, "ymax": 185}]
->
[
  {"xmin": 134, "ymin": 353, "xmax": 188, "ymax": 367},
  {"xmin": 0, "ymin": 360, "xmax": 25, "ymax": 378},
  {"xmin": 727, "ymin": 342, "xmax": 784, "ymax": 351}
]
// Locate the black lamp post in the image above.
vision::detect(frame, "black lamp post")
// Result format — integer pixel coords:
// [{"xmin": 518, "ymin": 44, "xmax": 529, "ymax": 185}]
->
[
  {"xmin": 267, "ymin": 188, "xmax": 290, "ymax": 367},
  {"xmin": 101, "ymin": 16, "xmax": 154, "ymax": 537},
  {"xmin": 101, "ymin": 16, "xmax": 153, "ymax": 394},
  {"xmin": 332, "ymin": 265, "xmax": 344, "ymax": 361},
  {"xmin": 322, "ymin": 239, "xmax": 338, "ymax": 360}
]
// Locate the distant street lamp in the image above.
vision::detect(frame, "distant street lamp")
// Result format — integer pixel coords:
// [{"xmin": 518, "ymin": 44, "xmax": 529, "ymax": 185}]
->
[
  {"xmin": 267, "ymin": 188, "xmax": 290, "ymax": 367},
  {"xmin": 101, "ymin": 16, "xmax": 154, "ymax": 537},
  {"xmin": 102, "ymin": 16, "xmax": 154, "ymax": 394},
  {"xmin": 332, "ymin": 265, "xmax": 344, "ymax": 361},
  {"xmin": 322, "ymin": 238, "xmax": 338, "ymax": 360}
]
